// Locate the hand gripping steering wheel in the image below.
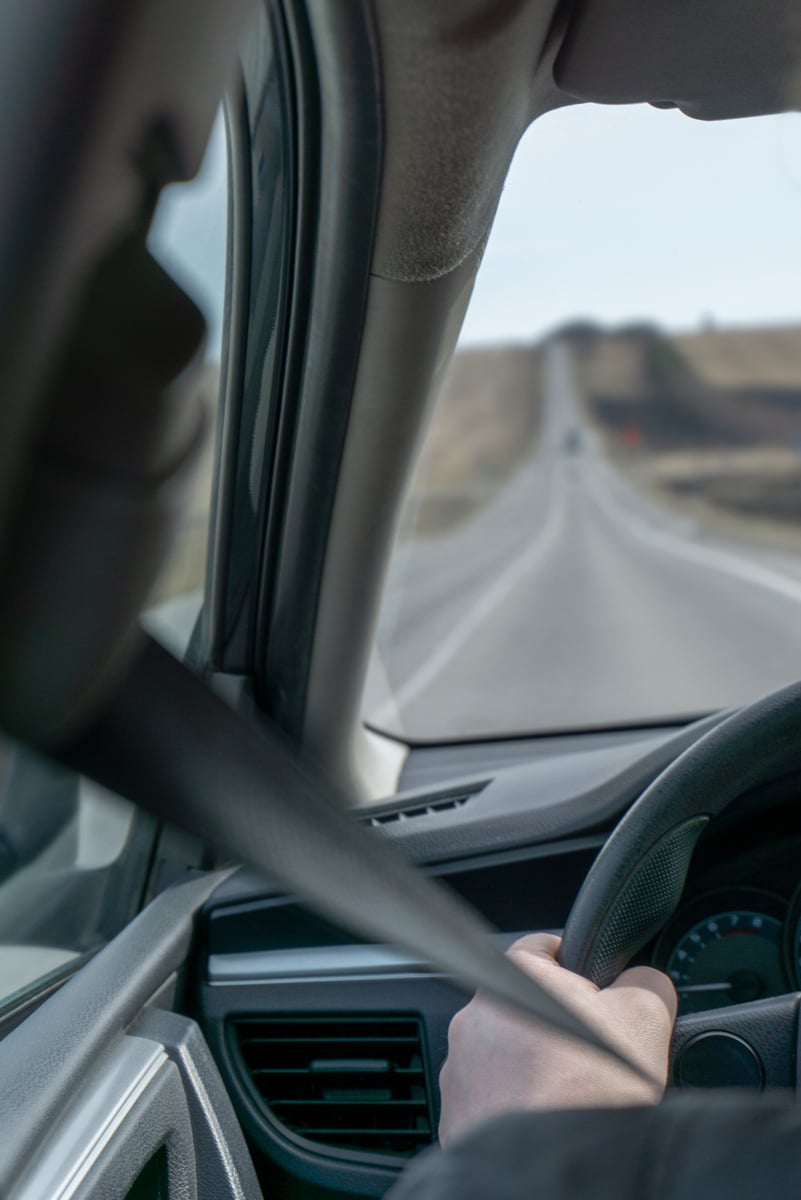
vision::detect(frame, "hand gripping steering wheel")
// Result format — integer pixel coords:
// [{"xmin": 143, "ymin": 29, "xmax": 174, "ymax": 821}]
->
[{"xmin": 559, "ymin": 680, "xmax": 801, "ymax": 1091}]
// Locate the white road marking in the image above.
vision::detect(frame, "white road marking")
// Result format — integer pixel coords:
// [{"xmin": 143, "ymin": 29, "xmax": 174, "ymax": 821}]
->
[
  {"xmin": 371, "ymin": 338, "xmax": 801, "ymax": 730},
  {"xmin": 588, "ymin": 464, "xmax": 801, "ymax": 610},
  {"xmin": 370, "ymin": 479, "xmax": 567, "ymax": 724},
  {"xmin": 551, "ymin": 339, "xmax": 801, "ymax": 609}
]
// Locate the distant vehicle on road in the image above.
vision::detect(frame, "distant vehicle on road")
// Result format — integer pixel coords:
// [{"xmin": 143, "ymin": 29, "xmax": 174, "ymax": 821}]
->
[{"xmin": 563, "ymin": 428, "xmax": 583, "ymax": 454}]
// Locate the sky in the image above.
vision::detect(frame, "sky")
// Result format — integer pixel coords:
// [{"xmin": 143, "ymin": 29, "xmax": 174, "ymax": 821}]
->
[
  {"xmin": 148, "ymin": 112, "xmax": 228, "ymax": 360},
  {"xmin": 461, "ymin": 104, "xmax": 801, "ymax": 344},
  {"xmin": 148, "ymin": 104, "xmax": 801, "ymax": 356}
]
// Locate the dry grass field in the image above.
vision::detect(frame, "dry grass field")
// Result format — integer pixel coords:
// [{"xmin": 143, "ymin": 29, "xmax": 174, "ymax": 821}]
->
[
  {"xmin": 676, "ymin": 326, "xmax": 801, "ymax": 390},
  {"xmin": 571, "ymin": 331, "xmax": 646, "ymax": 401},
  {"xmin": 576, "ymin": 323, "xmax": 801, "ymax": 546}
]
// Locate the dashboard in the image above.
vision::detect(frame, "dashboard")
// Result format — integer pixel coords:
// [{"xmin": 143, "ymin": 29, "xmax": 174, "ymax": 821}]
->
[{"xmin": 191, "ymin": 716, "xmax": 801, "ymax": 1199}]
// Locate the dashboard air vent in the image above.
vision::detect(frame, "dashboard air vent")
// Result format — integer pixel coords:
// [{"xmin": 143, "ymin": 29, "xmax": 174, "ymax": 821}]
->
[
  {"xmin": 231, "ymin": 1015, "xmax": 434, "ymax": 1157},
  {"xmin": 364, "ymin": 782, "xmax": 487, "ymax": 827}
]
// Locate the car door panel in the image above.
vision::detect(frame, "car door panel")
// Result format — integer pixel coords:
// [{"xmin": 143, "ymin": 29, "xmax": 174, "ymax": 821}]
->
[{"xmin": 0, "ymin": 873, "xmax": 262, "ymax": 1200}]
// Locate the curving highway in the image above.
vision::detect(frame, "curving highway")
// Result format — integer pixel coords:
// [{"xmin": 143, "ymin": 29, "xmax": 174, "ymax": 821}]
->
[{"xmin": 367, "ymin": 342, "xmax": 801, "ymax": 740}]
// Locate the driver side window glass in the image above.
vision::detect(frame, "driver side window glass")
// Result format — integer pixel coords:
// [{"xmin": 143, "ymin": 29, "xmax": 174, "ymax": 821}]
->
[{"xmin": 0, "ymin": 111, "xmax": 229, "ymax": 1016}]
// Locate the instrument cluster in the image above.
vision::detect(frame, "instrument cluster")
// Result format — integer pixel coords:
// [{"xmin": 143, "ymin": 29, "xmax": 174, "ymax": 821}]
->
[{"xmin": 653, "ymin": 885, "xmax": 801, "ymax": 1016}]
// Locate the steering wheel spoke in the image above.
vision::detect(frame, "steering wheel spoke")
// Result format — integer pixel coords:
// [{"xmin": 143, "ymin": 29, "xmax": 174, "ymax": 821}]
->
[{"xmin": 670, "ymin": 993, "xmax": 799, "ymax": 1092}]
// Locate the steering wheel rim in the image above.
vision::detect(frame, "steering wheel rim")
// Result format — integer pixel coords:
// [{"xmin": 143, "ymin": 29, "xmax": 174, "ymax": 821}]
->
[{"xmin": 559, "ymin": 680, "xmax": 801, "ymax": 988}]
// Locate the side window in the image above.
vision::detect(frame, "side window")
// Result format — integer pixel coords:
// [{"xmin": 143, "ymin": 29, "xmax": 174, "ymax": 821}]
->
[
  {"xmin": 146, "ymin": 107, "xmax": 229, "ymax": 656},
  {"xmin": 0, "ymin": 112, "xmax": 229, "ymax": 1015}
]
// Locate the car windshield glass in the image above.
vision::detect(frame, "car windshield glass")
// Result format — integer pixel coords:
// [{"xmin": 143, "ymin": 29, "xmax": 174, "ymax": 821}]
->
[{"xmin": 365, "ymin": 104, "xmax": 801, "ymax": 742}]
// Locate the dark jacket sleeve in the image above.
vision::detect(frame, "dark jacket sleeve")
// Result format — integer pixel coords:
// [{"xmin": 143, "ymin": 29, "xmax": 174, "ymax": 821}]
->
[{"xmin": 387, "ymin": 1094, "xmax": 801, "ymax": 1199}]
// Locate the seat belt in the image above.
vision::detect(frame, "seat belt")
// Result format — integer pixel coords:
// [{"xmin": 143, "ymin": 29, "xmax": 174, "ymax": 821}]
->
[{"xmin": 62, "ymin": 633, "xmax": 647, "ymax": 1079}]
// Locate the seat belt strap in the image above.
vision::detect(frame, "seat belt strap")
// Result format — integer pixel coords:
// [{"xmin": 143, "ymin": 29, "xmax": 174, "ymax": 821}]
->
[{"xmin": 62, "ymin": 634, "xmax": 647, "ymax": 1079}]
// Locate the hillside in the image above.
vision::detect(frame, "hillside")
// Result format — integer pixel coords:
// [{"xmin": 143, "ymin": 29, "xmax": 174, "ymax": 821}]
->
[
  {"xmin": 676, "ymin": 326, "xmax": 801, "ymax": 391},
  {"xmin": 570, "ymin": 323, "xmax": 801, "ymax": 538}
]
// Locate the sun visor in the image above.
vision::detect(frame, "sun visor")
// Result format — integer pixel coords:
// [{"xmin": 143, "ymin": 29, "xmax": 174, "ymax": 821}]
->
[
  {"xmin": 555, "ymin": 0, "xmax": 801, "ymax": 119},
  {"xmin": 368, "ymin": 0, "xmax": 801, "ymax": 285}
]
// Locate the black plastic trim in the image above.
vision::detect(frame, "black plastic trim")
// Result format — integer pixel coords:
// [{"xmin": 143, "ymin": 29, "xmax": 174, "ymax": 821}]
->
[
  {"xmin": 207, "ymin": 3, "xmax": 296, "ymax": 671},
  {"xmin": 227, "ymin": 1011, "xmax": 434, "ymax": 1160},
  {"xmin": 249, "ymin": 0, "xmax": 321, "ymax": 680},
  {"xmin": 202, "ymin": 836, "xmax": 601, "ymax": 960},
  {"xmin": 257, "ymin": 0, "xmax": 384, "ymax": 735},
  {"xmin": 670, "ymin": 993, "xmax": 799, "ymax": 1091},
  {"xmin": 399, "ymin": 711, "xmax": 730, "ymax": 794}
]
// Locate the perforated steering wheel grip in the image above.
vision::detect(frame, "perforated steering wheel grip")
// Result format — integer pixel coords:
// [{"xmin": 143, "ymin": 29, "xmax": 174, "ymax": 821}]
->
[{"xmin": 559, "ymin": 680, "xmax": 801, "ymax": 988}]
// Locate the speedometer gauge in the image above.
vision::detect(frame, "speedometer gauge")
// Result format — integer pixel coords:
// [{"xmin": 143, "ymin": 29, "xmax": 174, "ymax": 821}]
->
[{"xmin": 653, "ymin": 889, "xmax": 788, "ymax": 1015}]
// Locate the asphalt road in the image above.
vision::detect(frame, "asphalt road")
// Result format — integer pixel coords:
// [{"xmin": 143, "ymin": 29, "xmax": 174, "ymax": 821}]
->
[{"xmin": 366, "ymin": 342, "xmax": 801, "ymax": 740}]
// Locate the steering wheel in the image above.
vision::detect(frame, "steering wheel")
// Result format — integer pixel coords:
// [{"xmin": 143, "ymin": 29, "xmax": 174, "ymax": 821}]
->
[{"xmin": 559, "ymin": 680, "xmax": 801, "ymax": 1091}]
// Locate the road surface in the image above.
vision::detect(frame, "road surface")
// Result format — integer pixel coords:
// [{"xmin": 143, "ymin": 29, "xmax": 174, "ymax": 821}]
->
[{"xmin": 366, "ymin": 342, "xmax": 801, "ymax": 740}]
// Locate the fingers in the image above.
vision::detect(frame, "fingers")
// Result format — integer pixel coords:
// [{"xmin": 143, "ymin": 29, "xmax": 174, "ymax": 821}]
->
[
  {"xmin": 506, "ymin": 931, "xmax": 563, "ymax": 963},
  {"xmin": 608, "ymin": 965, "xmax": 678, "ymax": 1023},
  {"xmin": 506, "ymin": 934, "xmax": 678, "ymax": 1028},
  {"xmin": 439, "ymin": 936, "xmax": 677, "ymax": 1139},
  {"xmin": 506, "ymin": 934, "xmax": 602, "ymax": 998}
]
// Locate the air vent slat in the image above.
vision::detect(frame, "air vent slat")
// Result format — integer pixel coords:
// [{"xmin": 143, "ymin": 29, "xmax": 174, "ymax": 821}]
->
[
  {"xmin": 231, "ymin": 1015, "xmax": 434, "ymax": 1158},
  {"xmin": 240, "ymin": 1036, "xmax": 420, "ymax": 1044},
  {"xmin": 292, "ymin": 1129, "xmax": 425, "ymax": 1136},
  {"xmin": 274, "ymin": 1100, "xmax": 428, "ymax": 1107},
  {"xmin": 251, "ymin": 1067, "xmax": 424, "ymax": 1075},
  {"xmin": 363, "ymin": 782, "xmax": 487, "ymax": 827}
]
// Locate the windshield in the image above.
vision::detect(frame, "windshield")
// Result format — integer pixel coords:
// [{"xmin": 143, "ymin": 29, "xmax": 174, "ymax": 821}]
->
[{"xmin": 365, "ymin": 104, "xmax": 801, "ymax": 742}]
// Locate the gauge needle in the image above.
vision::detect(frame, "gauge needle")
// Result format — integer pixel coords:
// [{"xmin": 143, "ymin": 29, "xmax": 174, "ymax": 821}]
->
[{"xmin": 676, "ymin": 982, "xmax": 734, "ymax": 993}]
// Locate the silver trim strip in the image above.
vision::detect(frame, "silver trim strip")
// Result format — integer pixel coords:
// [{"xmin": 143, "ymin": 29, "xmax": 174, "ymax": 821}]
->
[
  {"xmin": 12, "ymin": 1037, "xmax": 167, "ymax": 1200},
  {"xmin": 208, "ymin": 931, "xmax": 559, "ymax": 984}
]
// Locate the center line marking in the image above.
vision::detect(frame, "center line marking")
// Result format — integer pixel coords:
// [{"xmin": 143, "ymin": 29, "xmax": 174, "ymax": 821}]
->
[{"xmin": 371, "ymin": 479, "xmax": 566, "ymax": 724}]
